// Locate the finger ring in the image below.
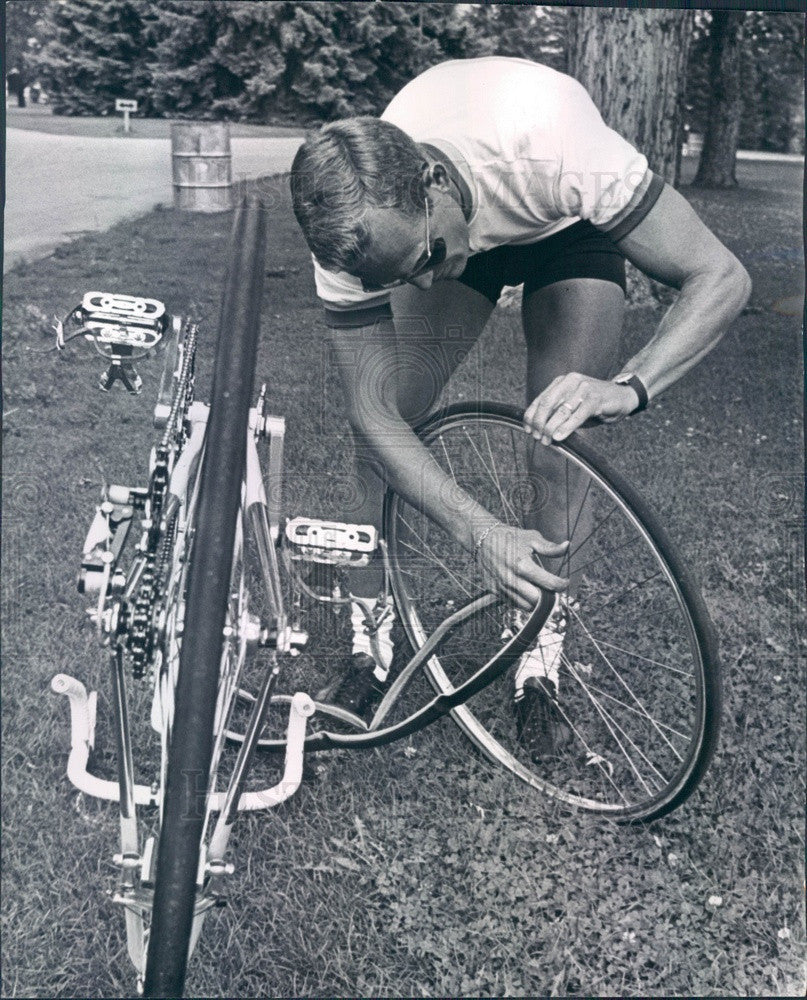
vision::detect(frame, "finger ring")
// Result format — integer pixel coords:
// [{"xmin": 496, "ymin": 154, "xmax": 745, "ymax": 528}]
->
[{"xmin": 558, "ymin": 402, "xmax": 573, "ymax": 411}]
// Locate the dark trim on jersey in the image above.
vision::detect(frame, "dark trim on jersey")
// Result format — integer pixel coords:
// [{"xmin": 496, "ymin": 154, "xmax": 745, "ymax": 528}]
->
[
  {"xmin": 323, "ymin": 300, "xmax": 394, "ymax": 329},
  {"xmin": 321, "ymin": 170, "xmax": 662, "ymax": 328},
  {"xmin": 420, "ymin": 141, "xmax": 474, "ymax": 222},
  {"xmin": 601, "ymin": 171, "xmax": 665, "ymax": 244}
]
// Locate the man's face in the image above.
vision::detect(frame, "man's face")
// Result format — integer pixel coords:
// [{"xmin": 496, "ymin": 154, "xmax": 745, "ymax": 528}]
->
[{"xmin": 360, "ymin": 189, "xmax": 470, "ymax": 292}]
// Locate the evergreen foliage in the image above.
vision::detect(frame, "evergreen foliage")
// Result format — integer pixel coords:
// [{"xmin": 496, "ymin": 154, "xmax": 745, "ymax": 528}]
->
[
  {"xmin": 27, "ymin": 1, "xmax": 566, "ymax": 123},
  {"xmin": 33, "ymin": 0, "xmax": 158, "ymax": 115},
  {"xmin": 148, "ymin": 1, "xmax": 280, "ymax": 120},
  {"xmin": 147, "ymin": 2, "xmax": 472, "ymax": 122},
  {"xmin": 25, "ymin": 0, "xmax": 802, "ymax": 154},
  {"xmin": 5, "ymin": 0, "xmax": 46, "ymax": 81},
  {"xmin": 462, "ymin": 3, "xmax": 567, "ymax": 70}
]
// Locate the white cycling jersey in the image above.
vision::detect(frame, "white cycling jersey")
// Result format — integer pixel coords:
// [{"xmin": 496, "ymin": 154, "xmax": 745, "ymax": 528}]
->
[{"xmin": 314, "ymin": 57, "xmax": 664, "ymax": 328}]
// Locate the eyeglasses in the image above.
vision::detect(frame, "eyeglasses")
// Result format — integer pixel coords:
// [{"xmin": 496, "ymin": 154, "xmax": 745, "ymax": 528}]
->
[{"xmin": 361, "ymin": 197, "xmax": 447, "ymax": 293}]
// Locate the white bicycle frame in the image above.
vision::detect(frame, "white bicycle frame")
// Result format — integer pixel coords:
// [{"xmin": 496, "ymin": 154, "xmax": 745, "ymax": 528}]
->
[{"xmin": 51, "ymin": 397, "xmax": 315, "ymax": 986}]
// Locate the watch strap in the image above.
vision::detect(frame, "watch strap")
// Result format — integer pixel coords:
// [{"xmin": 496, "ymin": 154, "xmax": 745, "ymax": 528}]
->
[{"xmin": 614, "ymin": 373, "xmax": 649, "ymax": 414}]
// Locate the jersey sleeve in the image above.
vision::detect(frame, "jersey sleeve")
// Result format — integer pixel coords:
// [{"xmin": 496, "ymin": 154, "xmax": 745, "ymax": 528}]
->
[
  {"xmin": 553, "ymin": 78, "xmax": 664, "ymax": 240},
  {"xmin": 313, "ymin": 257, "xmax": 393, "ymax": 329}
]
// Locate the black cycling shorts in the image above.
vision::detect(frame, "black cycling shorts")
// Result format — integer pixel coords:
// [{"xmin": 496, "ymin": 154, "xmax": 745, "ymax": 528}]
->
[{"xmin": 456, "ymin": 220, "xmax": 627, "ymax": 305}]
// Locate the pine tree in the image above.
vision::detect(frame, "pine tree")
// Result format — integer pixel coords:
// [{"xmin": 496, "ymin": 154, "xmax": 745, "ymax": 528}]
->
[
  {"xmin": 149, "ymin": 1, "xmax": 280, "ymax": 120},
  {"xmin": 325, "ymin": 2, "xmax": 445, "ymax": 115},
  {"xmin": 32, "ymin": 0, "xmax": 157, "ymax": 116},
  {"xmin": 285, "ymin": 2, "xmax": 462, "ymax": 119},
  {"xmin": 462, "ymin": 3, "xmax": 567, "ymax": 69},
  {"xmin": 148, "ymin": 1, "xmax": 470, "ymax": 123},
  {"xmin": 279, "ymin": 2, "xmax": 374, "ymax": 119},
  {"xmin": 414, "ymin": 3, "xmax": 472, "ymax": 63}
]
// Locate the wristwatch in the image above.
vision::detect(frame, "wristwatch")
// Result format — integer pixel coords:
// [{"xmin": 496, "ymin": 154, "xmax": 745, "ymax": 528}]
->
[{"xmin": 613, "ymin": 372, "xmax": 649, "ymax": 414}]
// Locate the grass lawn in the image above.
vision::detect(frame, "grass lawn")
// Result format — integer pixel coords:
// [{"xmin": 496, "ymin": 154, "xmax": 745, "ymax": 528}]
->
[{"xmin": 1, "ymin": 159, "xmax": 804, "ymax": 997}]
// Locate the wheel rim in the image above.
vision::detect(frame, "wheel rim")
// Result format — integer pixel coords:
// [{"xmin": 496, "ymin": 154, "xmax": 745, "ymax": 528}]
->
[{"xmin": 387, "ymin": 407, "xmax": 714, "ymax": 819}]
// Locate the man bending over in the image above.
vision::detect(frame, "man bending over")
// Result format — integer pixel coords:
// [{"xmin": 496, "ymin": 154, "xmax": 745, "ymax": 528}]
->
[{"xmin": 289, "ymin": 57, "xmax": 750, "ymax": 757}]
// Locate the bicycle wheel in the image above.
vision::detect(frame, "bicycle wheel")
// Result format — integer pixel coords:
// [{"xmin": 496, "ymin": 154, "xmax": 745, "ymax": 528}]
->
[
  {"xmin": 143, "ymin": 197, "xmax": 267, "ymax": 997},
  {"xmin": 385, "ymin": 402, "xmax": 721, "ymax": 823}
]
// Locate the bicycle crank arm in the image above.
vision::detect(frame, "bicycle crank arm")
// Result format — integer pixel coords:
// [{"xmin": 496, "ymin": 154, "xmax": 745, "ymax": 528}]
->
[{"xmin": 78, "ymin": 496, "xmax": 136, "ymax": 595}]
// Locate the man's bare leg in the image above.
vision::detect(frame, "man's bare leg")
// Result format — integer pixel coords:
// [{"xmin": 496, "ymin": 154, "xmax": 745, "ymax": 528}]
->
[
  {"xmin": 511, "ymin": 276, "xmax": 625, "ymax": 733},
  {"xmin": 521, "ymin": 278, "xmax": 625, "ymax": 582}
]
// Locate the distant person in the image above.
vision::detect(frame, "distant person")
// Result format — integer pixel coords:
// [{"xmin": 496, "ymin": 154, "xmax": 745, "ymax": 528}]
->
[
  {"xmin": 7, "ymin": 66, "xmax": 25, "ymax": 107},
  {"xmin": 290, "ymin": 56, "xmax": 751, "ymax": 756}
]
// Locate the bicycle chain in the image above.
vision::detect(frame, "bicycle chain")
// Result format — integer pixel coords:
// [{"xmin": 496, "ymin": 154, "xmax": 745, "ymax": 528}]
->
[{"xmin": 129, "ymin": 321, "xmax": 197, "ymax": 678}]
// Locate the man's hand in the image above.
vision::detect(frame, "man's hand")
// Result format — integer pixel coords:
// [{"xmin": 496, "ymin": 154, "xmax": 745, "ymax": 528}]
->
[
  {"xmin": 523, "ymin": 373, "xmax": 638, "ymax": 445},
  {"xmin": 477, "ymin": 524, "xmax": 569, "ymax": 609}
]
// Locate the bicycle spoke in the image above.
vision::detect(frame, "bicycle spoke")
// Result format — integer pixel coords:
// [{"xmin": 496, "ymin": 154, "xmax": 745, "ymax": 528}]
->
[
  {"xmin": 563, "ymin": 655, "xmax": 669, "ymax": 788},
  {"xmin": 567, "ymin": 603, "xmax": 682, "ymax": 752},
  {"xmin": 387, "ymin": 406, "xmax": 719, "ymax": 820},
  {"xmin": 563, "ymin": 465, "xmax": 594, "ymax": 580},
  {"xmin": 508, "ymin": 428, "xmax": 526, "ymax": 525},
  {"xmin": 563, "ymin": 466, "xmax": 594, "ymax": 562},
  {"xmin": 591, "ymin": 638, "xmax": 692, "ymax": 679},
  {"xmin": 583, "ymin": 570, "xmax": 665, "ymax": 616},
  {"xmin": 438, "ymin": 433, "xmax": 458, "ymax": 486},
  {"xmin": 580, "ymin": 681, "xmax": 689, "ymax": 745},
  {"xmin": 461, "ymin": 426, "xmax": 519, "ymax": 525},
  {"xmin": 396, "ymin": 515, "xmax": 476, "ymax": 600},
  {"xmin": 549, "ymin": 697, "xmax": 631, "ymax": 804},
  {"xmin": 568, "ymin": 520, "xmax": 644, "ymax": 574}
]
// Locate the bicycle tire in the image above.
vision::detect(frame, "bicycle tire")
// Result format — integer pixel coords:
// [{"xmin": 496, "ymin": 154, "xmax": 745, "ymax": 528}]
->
[
  {"xmin": 385, "ymin": 402, "xmax": 721, "ymax": 823},
  {"xmin": 143, "ymin": 197, "xmax": 267, "ymax": 997}
]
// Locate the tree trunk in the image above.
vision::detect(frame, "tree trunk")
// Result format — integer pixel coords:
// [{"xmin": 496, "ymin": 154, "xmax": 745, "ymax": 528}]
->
[
  {"xmin": 567, "ymin": 7, "xmax": 694, "ymax": 187},
  {"xmin": 693, "ymin": 11, "xmax": 745, "ymax": 187},
  {"xmin": 566, "ymin": 8, "xmax": 695, "ymax": 306}
]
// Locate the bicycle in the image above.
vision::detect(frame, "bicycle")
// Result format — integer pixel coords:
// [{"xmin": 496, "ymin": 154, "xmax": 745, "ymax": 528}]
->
[{"xmin": 51, "ymin": 196, "xmax": 721, "ymax": 997}]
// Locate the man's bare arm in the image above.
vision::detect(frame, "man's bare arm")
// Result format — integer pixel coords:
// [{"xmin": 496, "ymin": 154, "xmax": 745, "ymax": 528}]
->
[
  {"xmin": 614, "ymin": 182, "xmax": 752, "ymax": 396},
  {"xmin": 328, "ymin": 321, "xmax": 569, "ymax": 603},
  {"xmin": 524, "ymin": 183, "xmax": 752, "ymax": 442}
]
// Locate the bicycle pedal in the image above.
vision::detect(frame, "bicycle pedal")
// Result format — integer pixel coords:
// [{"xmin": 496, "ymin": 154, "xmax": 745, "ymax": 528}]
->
[
  {"xmin": 80, "ymin": 292, "xmax": 167, "ymax": 349},
  {"xmin": 285, "ymin": 517, "xmax": 377, "ymax": 566}
]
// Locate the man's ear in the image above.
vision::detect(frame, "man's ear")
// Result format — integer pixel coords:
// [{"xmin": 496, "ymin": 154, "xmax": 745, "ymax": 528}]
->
[{"xmin": 423, "ymin": 161, "xmax": 451, "ymax": 192}]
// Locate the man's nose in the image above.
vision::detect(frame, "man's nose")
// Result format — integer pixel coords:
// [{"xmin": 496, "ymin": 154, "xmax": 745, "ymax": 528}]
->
[{"xmin": 408, "ymin": 272, "xmax": 434, "ymax": 290}]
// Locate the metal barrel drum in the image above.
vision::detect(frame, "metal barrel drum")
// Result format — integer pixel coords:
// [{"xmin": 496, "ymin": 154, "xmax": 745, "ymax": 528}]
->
[{"xmin": 170, "ymin": 121, "xmax": 233, "ymax": 212}]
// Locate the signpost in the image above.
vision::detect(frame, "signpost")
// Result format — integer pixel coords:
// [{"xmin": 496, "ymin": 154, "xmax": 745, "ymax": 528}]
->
[{"xmin": 115, "ymin": 98, "xmax": 138, "ymax": 134}]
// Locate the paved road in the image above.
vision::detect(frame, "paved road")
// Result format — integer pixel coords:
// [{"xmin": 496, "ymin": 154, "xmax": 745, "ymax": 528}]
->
[{"xmin": 4, "ymin": 129, "xmax": 302, "ymax": 271}]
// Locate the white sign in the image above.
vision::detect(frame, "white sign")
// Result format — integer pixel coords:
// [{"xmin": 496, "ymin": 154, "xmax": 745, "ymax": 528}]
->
[{"xmin": 115, "ymin": 98, "xmax": 138, "ymax": 134}]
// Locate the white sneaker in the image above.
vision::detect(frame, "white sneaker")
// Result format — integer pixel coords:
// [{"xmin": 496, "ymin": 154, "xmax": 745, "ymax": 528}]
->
[
  {"xmin": 508, "ymin": 595, "xmax": 576, "ymax": 696},
  {"xmin": 350, "ymin": 594, "xmax": 395, "ymax": 682}
]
